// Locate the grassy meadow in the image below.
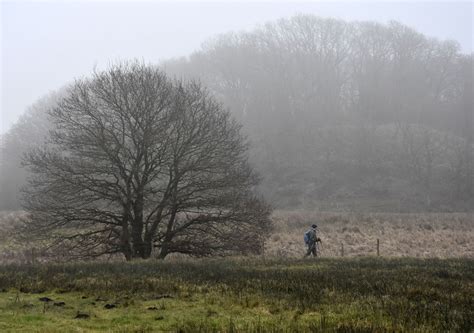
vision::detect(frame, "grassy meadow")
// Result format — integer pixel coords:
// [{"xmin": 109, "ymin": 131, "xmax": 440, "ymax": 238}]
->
[
  {"xmin": 266, "ymin": 211, "xmax": 473, "ymax": 258},
  {"xmin": 0, "ymin": 211, "xmax": 473, "ymax": 332},
  {"xmin": 0, "ymin": 258, "xmax": 473, "ymax": 332},
  {"xmin": 1, "ymin": 211, "xmax": 473, "ymax": 263}
]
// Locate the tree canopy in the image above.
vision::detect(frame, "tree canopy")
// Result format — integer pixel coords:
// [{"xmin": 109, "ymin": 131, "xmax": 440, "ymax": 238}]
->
[
  {"xmin": 2, "ymin": 15, "xmax": 472, "ymax": 212},
  {"xmin": 21, "ymin": 62, "xmax": 271, "ymax": 260},
  {"xmin": 164, "ymin": 15, "xmax": 473, "ymax": 211}
]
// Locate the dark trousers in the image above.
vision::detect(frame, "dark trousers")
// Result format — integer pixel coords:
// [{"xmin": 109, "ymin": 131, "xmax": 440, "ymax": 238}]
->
[{"xmin": 305, "ymin": 243, "xmax": 317, "ymax": 257}]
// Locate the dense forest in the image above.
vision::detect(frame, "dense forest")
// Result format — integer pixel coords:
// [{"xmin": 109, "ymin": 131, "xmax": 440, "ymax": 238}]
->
[{"xmin": 1, "ymin": 15, "xmax": 473, "ymax": 212}]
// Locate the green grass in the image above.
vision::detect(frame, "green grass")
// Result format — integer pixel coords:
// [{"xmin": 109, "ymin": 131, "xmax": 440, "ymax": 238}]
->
[{"xmin": 0, "ymin": 257, "xmax": 472, "ymax": 332}]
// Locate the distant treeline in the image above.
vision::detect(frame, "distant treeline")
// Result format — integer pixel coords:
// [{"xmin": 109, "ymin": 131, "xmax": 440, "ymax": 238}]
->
[
  {"xmin": 1, "ymin": 15, "xmax": 473, "ymax": 211},
  {"xmin": 163, "ymin": 16, "xmax": 473, "ymax": 211}
]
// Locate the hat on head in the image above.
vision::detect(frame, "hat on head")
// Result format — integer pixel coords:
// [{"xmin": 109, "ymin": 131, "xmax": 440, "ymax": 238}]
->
[{"xmin": 311, "ymin": 224, "xmax": 317, "ymax": 228}]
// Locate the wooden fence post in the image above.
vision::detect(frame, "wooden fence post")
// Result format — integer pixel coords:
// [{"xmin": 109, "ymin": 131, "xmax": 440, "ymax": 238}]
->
[
  {"xmin": 341, "ymin": 243, "xmax": 344, "ymax": 257},
  {"xmin": 377, "ymin": 239, "xmax": 380, "ymax": 257}
]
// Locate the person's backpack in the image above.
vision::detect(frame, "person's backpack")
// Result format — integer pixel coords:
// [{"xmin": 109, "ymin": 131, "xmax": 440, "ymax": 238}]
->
[{"xmin": 304, "ymin": 230, "xmax": 311, "ymax": 245}]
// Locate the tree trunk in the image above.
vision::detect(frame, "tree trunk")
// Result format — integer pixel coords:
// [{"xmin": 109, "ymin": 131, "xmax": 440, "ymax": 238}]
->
[
  {"xmin": 157, "ymin": 246, "xmax": 168, "ymax": 260},
  {"xmin": 131, "ymin": 226, "xmax": 146, "ymax": 258},
  {"xmin": 156, "ymin": 202, "xmax": 178, "ymax": 260},
  {"xmin": 157, "ymin": 235, "xmax": 172, "ymax": 260},
  {"xmin": 142, "ymin": 241, "xmax": 153, "ymax": 259},
  {"xmin": 120, "ymin": 205, "xmax": 133, "ymax": 261},
  {"xmin": 131, "ymin": 192, "xmax": 146, "ymax": 258},
  {"xmin": 121, "ymin": 223, "xmax": 132, "ymax": 261}
]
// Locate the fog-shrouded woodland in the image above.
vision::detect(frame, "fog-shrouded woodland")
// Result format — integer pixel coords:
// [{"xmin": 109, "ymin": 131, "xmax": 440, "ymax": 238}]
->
[
  {"xmin": 1, "ymin": 15, "xmax": 473, "ymax": 214},
  {"xmin": 0, "ymin": 12, "xmax": 473, "ymax": 332}
]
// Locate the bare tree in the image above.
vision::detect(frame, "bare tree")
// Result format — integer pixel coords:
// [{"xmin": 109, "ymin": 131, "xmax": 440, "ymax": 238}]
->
[
  {"xmin": 21, "ymin": 62, "xmax": 271, "ymax": 260},
  {"xmin": 3, "ymin": 15, "xmax": 470, "ymax": 213},
  {"xmin": 459, "ymin": 55, "xmax": 473, "ymax": 198},
  {"xmin": 0, "ymin": 93, "xmax": 58, "ymax": 210},
  {"xmin": 396, "ymin": 123, "xmax": 447, "ymax": 208},
  {"xmin": 162, "ymin": 15, "xmax": 471, "ymax": 211}
]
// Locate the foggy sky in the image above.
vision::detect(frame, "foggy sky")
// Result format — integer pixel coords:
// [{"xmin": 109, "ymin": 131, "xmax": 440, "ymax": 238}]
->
[{"xmin": 1, "ymin": 1, "xmax": 472, "ymax": 135}]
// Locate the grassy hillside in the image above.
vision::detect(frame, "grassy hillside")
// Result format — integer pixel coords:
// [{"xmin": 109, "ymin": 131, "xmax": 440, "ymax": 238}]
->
[{"xmin": 0, "ymin": 258, "xmax": 472, "ymax": 332}]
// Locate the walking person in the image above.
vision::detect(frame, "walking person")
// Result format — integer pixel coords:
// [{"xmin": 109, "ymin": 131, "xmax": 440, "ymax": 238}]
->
[{"xmin": 304, "ymin": 224, "xmax": 321, "ymax": 257}]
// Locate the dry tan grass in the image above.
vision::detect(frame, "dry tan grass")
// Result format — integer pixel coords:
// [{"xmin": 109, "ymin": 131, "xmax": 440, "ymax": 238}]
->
[
  {"xmin": 266, "ymin": 210, "xmax": 474, "ymax": 258},
  {"xmin": 0, "ymin": 210, "xmax": 473, "ymax": 262},
  {"xmin": 0, "ymin": 211, "xmax": 35, "ymax": 263}
]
